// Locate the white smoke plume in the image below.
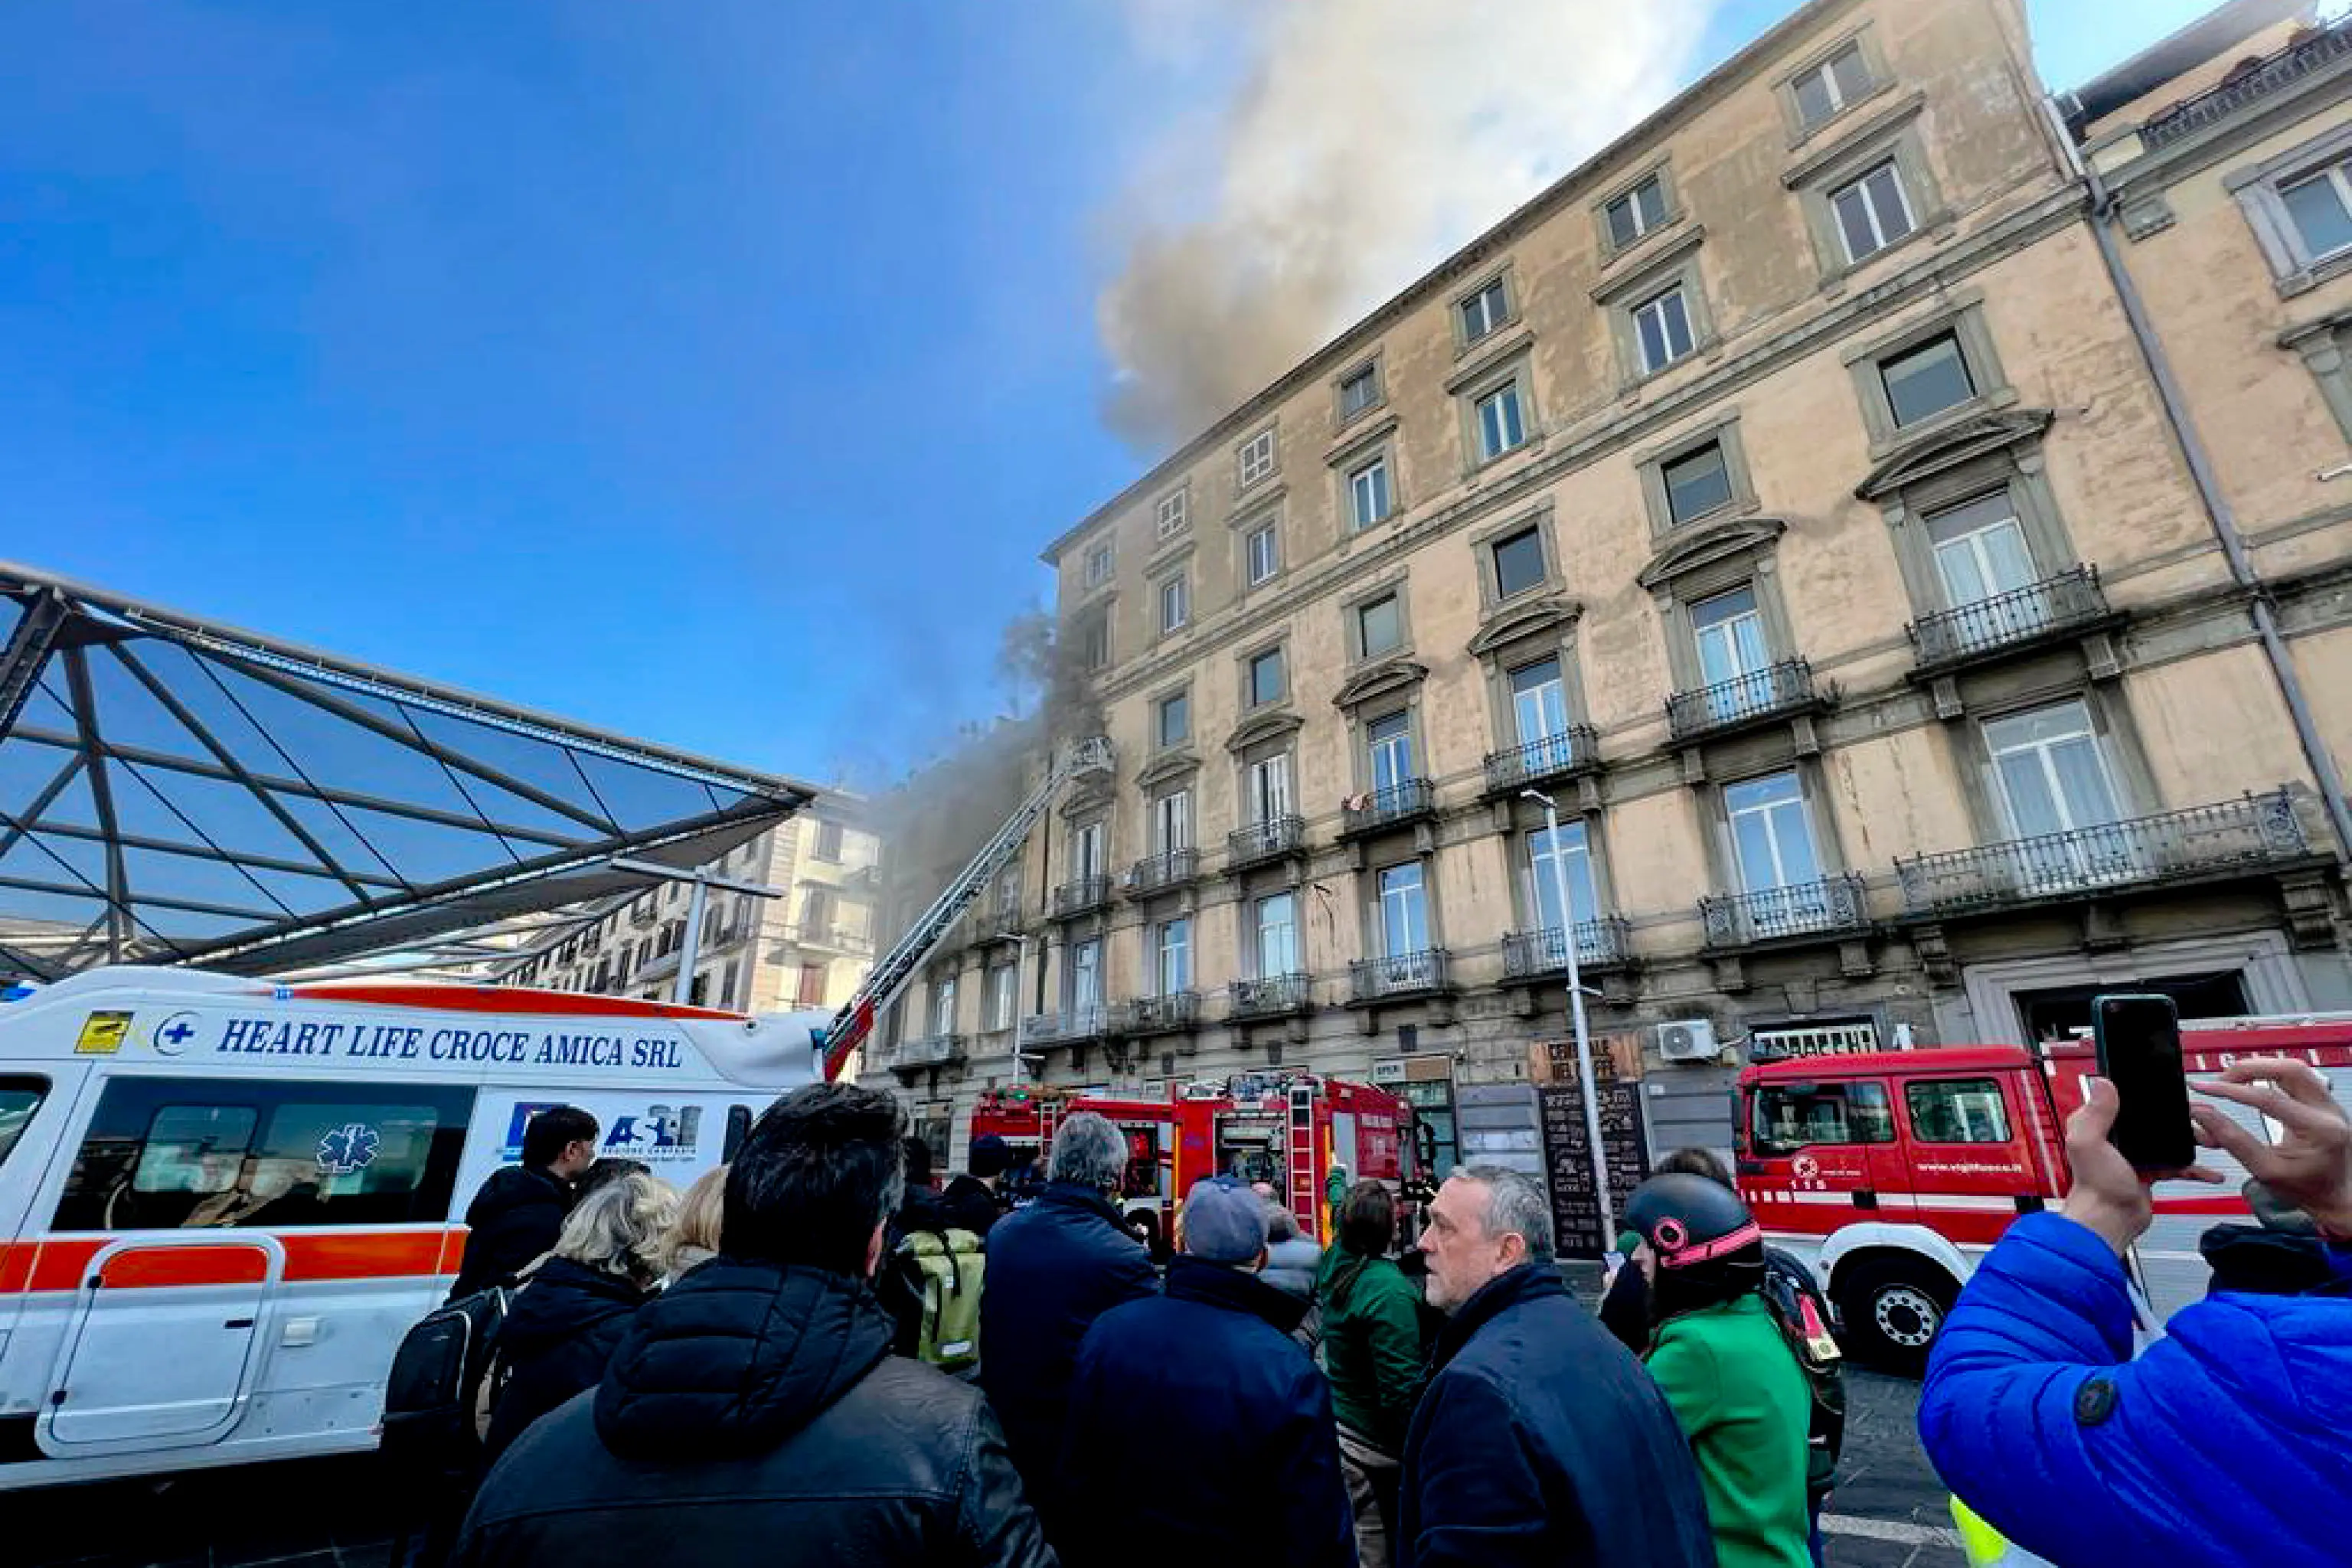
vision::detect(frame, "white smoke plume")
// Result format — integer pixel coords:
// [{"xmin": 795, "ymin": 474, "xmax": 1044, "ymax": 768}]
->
[{"xmin": 1099, "ymin": 0, "xmax": 1725, "ymax": 451}]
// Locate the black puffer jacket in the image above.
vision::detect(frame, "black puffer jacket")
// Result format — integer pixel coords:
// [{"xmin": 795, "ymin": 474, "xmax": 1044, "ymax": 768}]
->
[
  {"xmin": 482, "ymin": 1257, "xmax": 650, "ymax": 1462},
  {"xmin": 453, "ymin": 1258, "xmax": 1056, "ymax": 1568},
  {"xmin": 449, "ymin": 1166, "xmax": 572, "ymax": 1302}
]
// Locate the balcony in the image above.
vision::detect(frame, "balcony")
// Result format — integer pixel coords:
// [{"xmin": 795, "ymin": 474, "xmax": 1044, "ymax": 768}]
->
[
  {"xmin": 1120, "ymin": 991, "xmax": 1200, "ymax": 1035},
  {"xmin": 1022, "ymin": 1005, "xmax": 1116, "ymax": 1046},
  {"xmin": 1501, "ymin": 918, "xmax": 1635, "ymax": 981},
  {"xmin": 1896, "ymin": 790, "xmax": 2311, "ymax": 916},
  {"xmin": 2141, "ymin": 19, "xmax": 2352, "ymax": 149},
  {"xmin": 1909, "ymin": 567, "xmax": 2111, "ymax": 673},
  {"xmin": 786, "ymin": 923, "xmax": 874, "ymax": 956},
  {"xmin": 1668, "ymin": 659, "xmax": 1824, "ymax": 744},
  {"xmin": 975, "ymin": 900, "xmax": 1026, "ymax": 942},
  {"xmin": 1229, "ymin": 972, "xmax": 1314, "ymax": 1019},
  {"xmin": 1700, "ymin": 875, "xmax": 1870, "ymax": 949},
  {"xmin": 1053, "ymin": 875, "xmax": 1112, "ymax": 919},
  {"xmin": 1227, "ymin": 815, "xmax": 1306, "ymax": 871},
  {"xmin": 1341, "ymin": 779, "xmax": 1438, "ymax": 839},
  {"xmin": 1125, "ymin": 848, "xmax": 1200, "ymax": 898},
  {"xmin": 1349, "ymin": 949, "xmax": 1453, "ymax": 1004},
  {"xmin": 1483, "ymin": 727, "xmax": 1602, "ymax": 797},
  {"xmin": 884, "ymin": 1034, "xmax": 965, "ymax": 1075}
]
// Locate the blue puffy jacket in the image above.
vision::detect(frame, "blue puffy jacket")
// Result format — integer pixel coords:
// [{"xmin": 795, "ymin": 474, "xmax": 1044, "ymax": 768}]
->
[{"xmin": 1919, "ymin": 1211, "xmax": 2352, "ymax": 1567}]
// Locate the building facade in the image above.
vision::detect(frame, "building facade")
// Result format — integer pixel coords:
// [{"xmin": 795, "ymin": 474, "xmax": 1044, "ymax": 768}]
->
[{"xmin": 877, "ymin": 0, "xmax": 2352, "ymax": 1176}]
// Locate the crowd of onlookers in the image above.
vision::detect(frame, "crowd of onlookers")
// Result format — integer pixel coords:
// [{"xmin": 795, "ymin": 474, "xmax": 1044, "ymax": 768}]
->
[{"xmin": 409, "ymin": 1050, "xmax": 2352, "ymax": 1568}]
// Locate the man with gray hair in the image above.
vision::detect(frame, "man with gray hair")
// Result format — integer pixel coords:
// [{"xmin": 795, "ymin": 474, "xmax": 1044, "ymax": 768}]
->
[
  {"xmin": 1399, "ymin": 1165, "xmax": 1713, "ymax": 1568},
  {"xmin": 980, "ymin": 1111, "xmax": 1156, "ymax": 1542}
]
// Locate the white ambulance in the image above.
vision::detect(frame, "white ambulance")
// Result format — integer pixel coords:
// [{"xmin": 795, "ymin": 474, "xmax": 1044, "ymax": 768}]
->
[{"xmin": 0, "ymin": 964, "xmax": 824, "ymax": 1488}]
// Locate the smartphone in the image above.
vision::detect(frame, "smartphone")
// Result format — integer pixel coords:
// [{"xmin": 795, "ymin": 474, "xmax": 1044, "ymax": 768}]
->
[{"xmin": 2092, "ymin": 993, "xmax": 2196, "ymax": 1171}]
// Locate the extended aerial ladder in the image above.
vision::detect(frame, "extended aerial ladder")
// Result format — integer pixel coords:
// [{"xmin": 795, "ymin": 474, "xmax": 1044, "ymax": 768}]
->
[{"xmin": 818, "ymin": 736, "xmax": 1112, "ymax": 1080}]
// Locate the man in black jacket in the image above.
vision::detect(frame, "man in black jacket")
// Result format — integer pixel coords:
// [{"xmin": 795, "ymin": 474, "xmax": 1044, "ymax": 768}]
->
[
  {"xmin": 452, "ymin": 1083, "xmax": 1054, "ymax": 1568},
  {"xmin": 448, "ymin": 1106, "xmax": 599, "ymax": 1302},
  {"xmin": 1399, "ymin": 1165, "xmax": 1713, "ymax": 1568}
]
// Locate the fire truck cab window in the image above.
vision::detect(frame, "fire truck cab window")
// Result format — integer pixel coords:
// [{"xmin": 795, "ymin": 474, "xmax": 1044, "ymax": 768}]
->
[
  {"xmin": 1906, "ymin": 1078, "xmax": 2012, "ymax": 1145},
  {"xmin": 1752, "ymin": 1080, "xmax": 1894, "ymax": 1152},
  {"xmin": 1118, "ymin": 1123, "xmax": 1167, "ymax": 1201},
  {"xmin": 1217, "ymin": 1112, "xmax": 1284, "ymax": 1188}
]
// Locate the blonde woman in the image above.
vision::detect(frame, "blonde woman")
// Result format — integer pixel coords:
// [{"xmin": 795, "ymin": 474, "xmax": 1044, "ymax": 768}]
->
[
  {"xmin": 662, "ymin": 1165, "xmax": 727, "ymax": 1282},
  {"xmin": 484, "ymin": 1170, "xmax": 679, "ymax": 1461}
]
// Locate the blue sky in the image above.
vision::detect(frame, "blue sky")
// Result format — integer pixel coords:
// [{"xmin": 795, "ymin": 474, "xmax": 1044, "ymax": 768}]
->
[{"xmin": 0, "ymin": 1, "xmax": 2217, "ymax": 788}]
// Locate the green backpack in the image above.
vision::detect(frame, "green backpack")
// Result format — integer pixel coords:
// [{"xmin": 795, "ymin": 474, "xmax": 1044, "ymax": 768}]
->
[{"xmin": 894, "ymin": 1228, "xmax": 985, "ymax": 1374}]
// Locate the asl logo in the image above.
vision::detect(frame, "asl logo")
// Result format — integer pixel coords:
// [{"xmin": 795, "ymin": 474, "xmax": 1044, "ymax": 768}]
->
[{"xmin": 153, "ymin": 1012, "xmax": 200, "ymax": 1057}]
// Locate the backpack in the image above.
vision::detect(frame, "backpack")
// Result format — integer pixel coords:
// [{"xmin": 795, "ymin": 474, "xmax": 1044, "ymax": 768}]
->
[
  {"xmin": 380, "ymin": 1285, "xmax": 513, "ymax": 1476},
  {"xmin": 1759, "ymin": 1247, "xmax": 1846, "ymax": 1502},
  {"xmin": 892, "ymin": 1228, "xmax": 985, "ymax": 1375}
]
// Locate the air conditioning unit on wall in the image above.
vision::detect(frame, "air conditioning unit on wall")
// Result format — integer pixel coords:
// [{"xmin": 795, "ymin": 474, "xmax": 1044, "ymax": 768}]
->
[{"xmin": 1655, "ymin": 1018, "xmax": 1720, "ymax": 1063}]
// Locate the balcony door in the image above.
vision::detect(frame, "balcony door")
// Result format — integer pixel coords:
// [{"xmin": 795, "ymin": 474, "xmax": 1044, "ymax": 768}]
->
[
  {"xmin": 1368, "ymin": 713, "xmax": 1414, "ymax": 796},
  {"xmin": 1254, "ymin": 893, "xmax": 1299, "ymax": 979},
  {"xmin": 1929, "ymin": 492, "xmax": 2044, "ymax": 643},
  {"xmin": 1692, "ymin": 587, "xmax": 1769, "ymax": 723},
  {"xmin": 1151, "ymin": 789, "xmax": 1193, "ymax": 855},
  {"xmin": 1072, "ymin": 820, "xmax": 1106, "ymax": 881},
  {"xmin": 1377, "ymin": 863, "xmax": 1429, "ymax": 972},
  {"xmin": 1984, "ymin": 701, "xmax": 2128, "ymax": 893},
  {"xmin": 1725, "ymin": 771, "xmax": 1828, "ymax": 936},
  {"xmin": 1246, "ymin": 753, "xmax": 1292, "ymax": 825},
  {"xmin": 1511, "ymin": 658, "xmax": 1573, "ymax": 771},
  {"xmin": 1156, "ymin": 918, "xmax": 1191, "ymax": 995},
  {"xmin": 1069, "ymin": 939, "xmax": 1102, "ymax": 1013},
  {"xmin": 1526, "ymin": 822, "xmax": 1599, "ymax": 942}
]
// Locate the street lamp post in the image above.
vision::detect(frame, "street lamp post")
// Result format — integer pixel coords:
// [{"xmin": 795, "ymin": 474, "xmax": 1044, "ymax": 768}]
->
[
  {"xmin": 1521, "ymin": 789, "xmax": 1615, "ymax": 1248},
  {"xmin": 1011, "ymin": 933, "xmax": 1033, "ymax": 1086}
]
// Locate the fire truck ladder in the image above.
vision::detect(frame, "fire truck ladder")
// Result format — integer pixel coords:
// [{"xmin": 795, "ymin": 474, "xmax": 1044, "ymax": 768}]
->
[
  {"xmin": 820, "ymin": 736, "xmax": 1113, "ymax": 1079},
  {"xmin": 1285, "ymin": 1082, "xmax": 1318, "ymax": 1236}
]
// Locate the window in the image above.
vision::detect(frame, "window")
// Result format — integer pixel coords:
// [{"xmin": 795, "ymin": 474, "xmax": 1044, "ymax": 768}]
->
[
  {"xmin": 1377, "ymin": 862, "xmax": 1429, "ymax": 957},
  {"xmin": 1238, "ymin": 429, "xmax": 1277, "ymax": 488},
  {"xmin": 1635, "ymin": 286, "xmax": 1695, "ymax": 374},
  {"xmin": 1357, "ymin": 593, "xmax": 1404, "ymax": 658},
  {"xmin": 1151, "ymin": 788, "xmax": 1193, "ymax": 854},
  {"xmin": 1663, "ymin": 441, "xmax": 1733, "ymax": 525},
  {"xmin": 2278, "ymin": 157, "xmax": 2352, "ymax": 263},
  {"xmin": 802, "ymin": 887, "xmax": 836, "ymax": 937},
  {"xmin": 1511, "ymin": 658, "xmax": 1570, "ymax": 748},
  {"xmin": 1072, "ymin": 819, "xmax": 1106, "ymax": 880},
  {"xmin": 1475, "ymin": 381, "xmax": 1528, "ymax": 461},
  {"xmin": 1929, "ymin": 492, "xmax": 2037, "ymax": 609},
  {"xmin": 1070, "ymin": 939, "xmax": 1103, "ymax": 1010},
  {"xmin": 1794, "ymin": 41, "xmax": 1871, "ymax": 130},
  {"xmin": 1984, "ymin": 701, "xmax": 2122, "ymax": 842},
  {"xmin": 1527, "ymin": 821, "xmax": 1599, "ymax": 933},
  {"xmin": 0, "ymin": 1078, "xmax": 47, "ymax": 1173},
  {"xmin": 1155, "ymin": 918, "xmax": 1193, "ymax": 995},
  {"xmin": 52, "ymin": 1077, "xmax": 473, "ymax": 1233},
  {"xmin": 1881, "ymin": 332, "xmax": 1975, "ymax": 429},
  {"xmin": 1245, "ymin": 521, "xmax": 1280, "ymax": 586},
  {"xmin": 812, "ymin": 820, "xmax": 844, "ymax": 862},
  {"xmin": 1831, "ymin": 161, "xmax": 1914, "ymax": 264},
  {"xmin": 1155, "ymin": 487, "xmax": 1189, "ymax": 541},
  {"xmin": 1752, "ymin": 1080, "xmax": 1896, "ymax": 1152},
  {"xmin": 985, "ymin": 962, "xmax": 1018, "ymax": 1031},
  {"xmin": 1349, "ymin": 453, "xmax": 1394, "ymax": 528},
  {"xmin": 1247, "ymin": 648, "xmax": 1286, "ymax": 708},
  {"xmin": 1083, "ymin": 541, "xmax": 1115, "ymax": 588},
  {"xmin": 1725, "ymin": 771, "xmax": 1822, "ymax": 894},
  {"xmin": 1459, "ymin": 276, "xmax": 1509, "ymax": 343},
  {"xmin": 1691, "ymin": 586, "xmax": 1769, "ymax": 698},
  {"xmin": 797, "ymin": 962, "xmax": 827, "ymax": 1007},
  {"xmin": 1158, "ymin": 573, "xmax": 1189, "ymax": 635},
  {"xmin": 1339, "ymin": 363, "xmax": 1381, "ymax": 420},
  {"xmin": 1906, "ymin": 1079, "xmax": 2014, "ymax": 1145},
  {"xmin": 1255, "ymin": 892, "xmax": 1299, "ymax": 977},
  {"xmin": 1246, "ymin": 752, "xmax": 1293, "ymax": 824},
  {"xmin": 1367, "ymin": 711, "xmax": 1415, "ymax": 793},
  {"xmin": 928, "ymin": 975, "xmax": 958, "ymax": 1036},
  {"xmin": 721, "ymin": 961, "xmax": 741, "ymax": 1010},
  {"xmin": 1491, "ymin": 526, "xmax": 1546, "ymax": 599},
  {"xmin": 1157, "ymin": 690, "xmax": 1191, "ymax": 749},
  {"xmin": 1605, "ymin": 175, "xmax": 1670, "ymax": 250}
]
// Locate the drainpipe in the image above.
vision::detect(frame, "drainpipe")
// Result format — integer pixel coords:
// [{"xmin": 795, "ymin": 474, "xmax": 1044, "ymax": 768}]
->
[{"xmin": 2046, "ymin": 96, "xmax": 2352, "ymax": 868}]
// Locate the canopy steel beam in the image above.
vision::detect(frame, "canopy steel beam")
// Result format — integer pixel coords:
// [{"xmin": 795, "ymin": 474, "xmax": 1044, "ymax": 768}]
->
[
  {"xmin": 20, "ymin": 819, "xmax": 408, "ymax": 891},
  {"xmin": 0, "ymin": 587, "xmax": 69, "ymax": 740},
  {"xmin": 60, "ymin": 648, "xmax": 131, "ymax": 962}
]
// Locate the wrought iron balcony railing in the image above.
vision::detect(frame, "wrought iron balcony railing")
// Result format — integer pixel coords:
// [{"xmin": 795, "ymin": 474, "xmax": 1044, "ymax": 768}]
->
[
  {"xmin": 1501, "ymin": 917, "xmax": 1634, "ymax": 979},
  {"xmin": 975, "ymin": 899, "xmax": 1025, "ymax": 939},
  {"xmin": 1229, "ymin": 972, "xmax": 1314, "ymax": 1018},
  {"xmin": 1896, "ymin": 790, "xmax": 2308, "ymax": 915},
  {"xmin": 1909, "ymin": 567, "xmax": 2108, "ymax": 670},
  {"xmin": 1228, "ymin": 815, "xmax": 1305, "ymax": 868},
  {"xmin": 1120, "ymin": 991, "xmax": 1200, "ymax": 1034},
  {"xmin": 1053, "ymin": 875, "xmax": 1112, "ymax": 918},
  {"xmin": 1342, "ymin": 779, "xmax": 1438, "ymax": 837},
  {"xmin": 1700, "ymin": 875, "xmax": 1870, "ymax": 948},
  {"xmin": 1023, "ymin": 1005, "xmax": 1113, "ymax": 1045},
  {"xmin": 1125, "ymin": 848, "xmax": 1200, "ymax": 897},
  {"xmin": 2142, "ymin": 20, "xmax": 2352, "ymax": 149},
  {"xmin": 1484, "ymin": 727, "xmax": 1602, "ymax": 795},
  {"xmin": 886, "ymin": 1034, "xmax": 964, "ymax": 1072},
  {"xmin": 1349, "ymin": 948, "xmax": 1452, "ymax": 1002},
  {"xmin": 1666, "ymin": 659, "xmax": 1820, "ymax": 743}
]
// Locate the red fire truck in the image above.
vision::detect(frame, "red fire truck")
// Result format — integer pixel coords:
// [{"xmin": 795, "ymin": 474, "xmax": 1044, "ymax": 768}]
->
[
  {"xmin": 969, "ymin": 1074, "xmax": 1422, "ymax": 1246},
  {"xmin": 1735, "ymin": 1014, "xmax": 2352, "ymax": 1370}
]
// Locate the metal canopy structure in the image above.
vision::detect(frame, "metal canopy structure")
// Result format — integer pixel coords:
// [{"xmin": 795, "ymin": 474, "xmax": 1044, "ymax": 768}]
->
[{"xmin": 0, "ymin": 561, "xmax": 818, "ymax": 981}]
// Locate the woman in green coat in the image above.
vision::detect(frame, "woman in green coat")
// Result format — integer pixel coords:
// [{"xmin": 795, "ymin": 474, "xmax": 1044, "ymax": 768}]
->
[
  {"xmin": 1315, "ymin": 1179, "xmax": 1426, "ymax": 1568},
  {"xmin": 1627, "ymin": 1172, "xmax": 1813, "ymax": 1568}
]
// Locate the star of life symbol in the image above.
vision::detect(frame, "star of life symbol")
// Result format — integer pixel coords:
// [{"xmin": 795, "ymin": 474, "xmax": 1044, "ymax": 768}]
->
[{"xmin": 316, "ymin": 1122, "xmax": 380, "ymax": 1177}]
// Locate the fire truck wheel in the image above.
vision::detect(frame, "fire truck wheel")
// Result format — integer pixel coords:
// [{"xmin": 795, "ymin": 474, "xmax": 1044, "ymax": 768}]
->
[{"xmin": 1835, "ymin": 1257, "xmax": 1955, "ymax": 1375}]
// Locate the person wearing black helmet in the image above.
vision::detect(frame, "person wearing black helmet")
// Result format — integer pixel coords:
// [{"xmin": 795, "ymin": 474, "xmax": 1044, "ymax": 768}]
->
[{"xmin": 1626, "ymin": 1171, "xmax": 1811, "ymax": 1568}]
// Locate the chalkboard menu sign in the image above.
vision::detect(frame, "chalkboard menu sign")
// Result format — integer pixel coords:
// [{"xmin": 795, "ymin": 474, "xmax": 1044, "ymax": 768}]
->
[{"xmin": 1537, "ymin": 1043, "xmax": 1651, "ymax": 1260}]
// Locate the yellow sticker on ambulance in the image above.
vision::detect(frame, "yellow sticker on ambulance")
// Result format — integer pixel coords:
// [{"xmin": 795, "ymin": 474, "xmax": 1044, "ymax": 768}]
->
[{"xmin": 74, "ymin": 1011, "xmax": 133, "ymax": 1054}]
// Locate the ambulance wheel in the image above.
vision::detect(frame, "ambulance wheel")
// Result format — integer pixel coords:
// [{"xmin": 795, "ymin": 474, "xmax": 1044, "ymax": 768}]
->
[{"xmin": 1836, "ymin": 1259, "xmax": 1955, "ymax": 1375}]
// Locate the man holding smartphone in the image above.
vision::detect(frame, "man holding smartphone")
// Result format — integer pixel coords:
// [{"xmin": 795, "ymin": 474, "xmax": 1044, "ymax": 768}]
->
[{"xmin": 1916, "ymin": 1057, "xmax": 2352, "ymax": 1568}]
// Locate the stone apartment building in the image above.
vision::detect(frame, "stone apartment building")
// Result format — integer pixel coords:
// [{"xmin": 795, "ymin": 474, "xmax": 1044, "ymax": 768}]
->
[
  {"xmin": 876, "ymin": 0, "xmax": 2352, "ymax": 1174},
  {"xmin": 508, "ymin": 808, "xmax": 880, "ymax": 1017}
]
